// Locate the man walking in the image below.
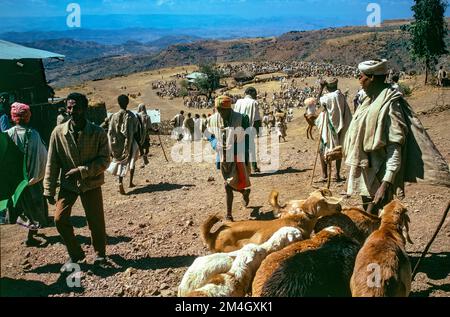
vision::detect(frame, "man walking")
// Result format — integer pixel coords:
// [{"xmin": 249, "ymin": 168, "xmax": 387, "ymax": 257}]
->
[
  {"xmin": 234, "ymin": 87, "xmax": 262, "ymax": 173},
  {"xmin": 170, "ymin": 110, "xmax": 185, "ymax": 141},
  {"xmin": 44, "ymin": 93, "xmax": 110, "ymax": 270},
  {"xmin": 107, "ymin": 95, "xmax": 140, "ymax": 195},
  {"xmin": 207, "ymin": 96, "xmax": 251, "ymax": 221}
]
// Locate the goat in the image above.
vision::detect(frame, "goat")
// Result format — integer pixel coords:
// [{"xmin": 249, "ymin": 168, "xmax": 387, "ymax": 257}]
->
[
  {"xmin": 201, "ymin": 189, "xmax": 342, "ymax": 253},
  {"xmin": 350, "ymin": 200, "xmax": 413, "ymax": 297},
  {"xmin": 252, "ymin": 226, "xmax": 360, "ymax": 297},
  {"xmin": 315, "ymin": 206, "xmax": 381, "ymax": 245}
]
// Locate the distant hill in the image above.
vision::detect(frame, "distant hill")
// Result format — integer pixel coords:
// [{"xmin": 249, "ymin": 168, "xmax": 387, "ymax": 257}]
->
[{"xmin": 42, "ymin": 20, "xmax": 449, "ymax": 88}]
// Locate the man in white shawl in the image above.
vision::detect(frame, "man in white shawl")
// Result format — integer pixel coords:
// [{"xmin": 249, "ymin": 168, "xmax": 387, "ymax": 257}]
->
[
  {"xmin": 316, "ymin": 78, "xmax": 352, "ymax": 183},
  {"xmin": 234, "ymin": 87, "xmax": 262, "ymax": 173},
  {"xmin": 344, "ymin": 59, "xmax": 450, "ymax": 215},
  {"xmin": 107, "ymin": 95, "xmax": 140, "ymax": 195}
]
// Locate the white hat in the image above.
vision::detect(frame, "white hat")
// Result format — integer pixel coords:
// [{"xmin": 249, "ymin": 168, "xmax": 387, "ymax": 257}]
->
[{"xmin": 358, "ymin": 59, "xmax": 389, "ymax": 76}]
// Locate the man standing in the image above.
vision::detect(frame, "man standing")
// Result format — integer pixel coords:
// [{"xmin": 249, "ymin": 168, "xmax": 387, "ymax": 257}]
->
[
  {"xmin": 170, "ymin": 110, "xmax": 185, "ymax": 141},
  {"xmin": 44, "ymin": 93, "xmax": 110, "ymax": 270},
  {"xmin": 207, "ymin": 96, "xmax": 251, "ymax": 222},
  {"xmin": 344, "ymin": 59, "xmax": 450, "ymax": 215},
  {"xmin": 136, "ymin": 103, "xmax": 152, "ymax": 166},
  {"xmin": 316, "ymin": 78, "xmax": 352, "ymax": 183},
  {"xmin": 183, "ymin": 112, "xmax": 195, "ymax": 142},
  {"xmin": 107, "ymin": 95, "xmax": 140, "ymax": 195},
  {"xmin": 0, "ymin": 93, "xmax": 11, "ymax": 132},
  {"xmin": 234, "ymin": 87, "xmax": 262, "ymax": 173},
  {"xmin": 7, "ymin": 102, "xmax": 48, "ymax": 246},
  {"xmin": 437, "ymin": 66, "xmax": 447, "ymax": 87}
]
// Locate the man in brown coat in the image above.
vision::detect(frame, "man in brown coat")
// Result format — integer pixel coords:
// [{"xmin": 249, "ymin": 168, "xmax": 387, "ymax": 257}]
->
[{"xmin": 44, "ymin": 93, "xmax": 110, "ymax": 271}]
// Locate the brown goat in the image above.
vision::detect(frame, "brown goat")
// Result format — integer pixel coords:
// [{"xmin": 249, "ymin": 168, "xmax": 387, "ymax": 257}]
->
[
  {"xmin": 201, "ymin": 189, "xmax": 342, "ymax": 253},
  {"xmin": 315, "ymin": 206, "xmax": 381, "ymax": 245},
  {"xmin": 252, "ymin": 226, "xmax": 360, "ymax": 297},
  {"xmin": 350, "ymin": 200, "xmax": 413, "ymax": 297}
]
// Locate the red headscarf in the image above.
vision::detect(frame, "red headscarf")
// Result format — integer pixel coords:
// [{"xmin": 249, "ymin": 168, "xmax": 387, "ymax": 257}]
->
[{"xmin": 10, "ymin": 102, "xmax": 31, "ymax": 125}]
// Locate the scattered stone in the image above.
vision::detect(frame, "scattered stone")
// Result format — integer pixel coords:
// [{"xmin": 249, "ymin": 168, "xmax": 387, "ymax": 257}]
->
[
  {"xmin": 160, "ymin": 289, "xmax": 174, "ymax": 297},
  {"xmin": 128, "ymin": 220, "xmax": 134, "ymax": 225},
  {"xmin": 186, "ymin": 220, "xmax": 194, "ymax": 227},
  {"xmin": 139, "ymin": 223, "xmax": 147, "ymax": 229},
  {"xmin": 160, "ymin": 283, "xmax": 169, "ymax": 290},
  {"xmin": 182, "ymin": 186, "xmax": 189, "ymax": 191},
  {"xmin": 207, "ymin": 176, "xmax": 215, "ymax": 182},
  {"xmin": 125, "ymin": 268, "xmax": 136, "ymax": 277},
  {"xmin": 22, "ymin": 263, "xmax": 32, "ymax": 270}
]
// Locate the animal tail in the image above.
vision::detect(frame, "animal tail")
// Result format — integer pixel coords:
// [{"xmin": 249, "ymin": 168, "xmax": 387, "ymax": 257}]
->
[
  {"xmin": 269, "ymin": 190, "xmax": 283, "ymax": 217},
  {"xmin": 201, "ymin": 214, "xmax": 222, "ymax": 251}
]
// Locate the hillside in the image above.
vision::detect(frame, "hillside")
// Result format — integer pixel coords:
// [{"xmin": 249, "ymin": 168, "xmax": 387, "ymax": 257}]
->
[{"xmin": 43, "ymin": 20, "xmax": 450, "ymax": 88}]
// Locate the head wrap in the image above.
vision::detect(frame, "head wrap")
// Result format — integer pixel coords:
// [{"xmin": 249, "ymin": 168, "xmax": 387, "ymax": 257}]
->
[
  {"xmin": 304, "ymin": 97, "xmax": 317, "ymax": 107},
  {"xmin": 326, "ymin": 77, "xmax": 339, "ymax": 87},
  {"xmin": 138, "ymin": 103, "xmax": 146, "ymax": 113},
  {"xmin": 10, "ymin": 102, "xmax": 31, "ymax": 125},
  {"xmin": 215, "ymin": 95, "xmax": 232, "ymax": 109},
  {"xmin": 358, "ymin": 59, "xmax": 389, "ymax": 76}
]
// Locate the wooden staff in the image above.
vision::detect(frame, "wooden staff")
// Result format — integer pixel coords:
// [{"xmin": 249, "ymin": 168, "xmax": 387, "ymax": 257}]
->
[
  {"xmin": 156, "ymin": 128, "xmax": 169, "ymax": 162},
  {"xmin": 310, "ymin": 107, "xmax": 327, "ymax": 186},
  {"xmin": 412, "ymin": 201, "xmax": 450, "ymax": 280}
]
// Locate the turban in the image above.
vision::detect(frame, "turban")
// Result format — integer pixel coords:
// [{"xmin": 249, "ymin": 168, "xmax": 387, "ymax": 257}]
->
[
  {"xmin": 326, "ymin": 77, "xmax": 339, "ymax": 86},
  {"xmin": 138, "ymin": 103, "xmax": 146, "ymax": 113},
  {"xmin": 304, "ymin": 97, "xmax": 317, "ymax": 106},
  {"xmin": 10, "ymin": 102, "xmax": 31, "ymax": 125},
  {"xmin": 358, "ymin": 59, "xmax": 389, "ymax": 76},
  {"xmin": 215, "ymin": 95, "xmax": 232, "ymax": 109}
]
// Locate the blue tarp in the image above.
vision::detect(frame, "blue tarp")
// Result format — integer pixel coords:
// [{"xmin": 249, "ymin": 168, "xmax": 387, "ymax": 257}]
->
[{"xmin": 0, "ymin": 40, "xmax": 65, "ymax": 60}]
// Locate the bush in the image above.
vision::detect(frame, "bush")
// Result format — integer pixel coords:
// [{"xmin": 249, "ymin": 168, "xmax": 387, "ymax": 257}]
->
[{"xmin": 399, "ymin": 83, "xmax": 412, "ymax": 96}]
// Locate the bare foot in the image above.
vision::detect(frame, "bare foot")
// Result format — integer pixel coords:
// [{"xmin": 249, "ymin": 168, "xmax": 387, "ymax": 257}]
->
[{"xmin": 119, "ymin": 184, "xmax": 126, "ymax": 195}]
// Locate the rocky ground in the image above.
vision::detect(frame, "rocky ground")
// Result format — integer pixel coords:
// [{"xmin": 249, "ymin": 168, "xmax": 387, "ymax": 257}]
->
[{"xmin": 1, "ymin": 73, "xmax": 449, "ymax": 297}]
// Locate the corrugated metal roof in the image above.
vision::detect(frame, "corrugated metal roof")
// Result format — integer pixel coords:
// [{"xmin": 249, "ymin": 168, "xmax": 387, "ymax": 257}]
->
[{"xmin": 0, "ymin": 40, "xmax": 65, "ymax": 60}]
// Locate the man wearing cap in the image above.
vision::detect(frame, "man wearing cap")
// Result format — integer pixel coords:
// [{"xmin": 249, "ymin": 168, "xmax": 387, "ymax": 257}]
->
[
  {"xmin": 207, "ymin": 95, "xmax": 251, "ymax": 221},
  {"xmin": 44, "ymin": 93, "xmax": 111, "ymax": 270},
  {"xmin": 316, "ymin": 77, "xmax": 352, "ymax": 183},
  {"xmin": 344, "ymin": 59, "xmax": 450, "ymax": 215},
  {"xmin": 233, "ymin": 87, "xmax": 262, "ymax": 173}
]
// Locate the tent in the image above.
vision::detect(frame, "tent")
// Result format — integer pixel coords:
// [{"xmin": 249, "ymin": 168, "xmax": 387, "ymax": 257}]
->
[
  {"xmin": 0, "ymin": 40, "xmax": 65, "ymax": 144},
  {"xmin": 186, "ymin": 72, "xmax": 207, "ymax": 83}
]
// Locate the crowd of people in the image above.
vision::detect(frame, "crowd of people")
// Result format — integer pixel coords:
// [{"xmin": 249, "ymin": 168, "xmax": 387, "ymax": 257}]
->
[{"xmin": 1, "ymin": 57, "xmax": 449, "ymax": 283}]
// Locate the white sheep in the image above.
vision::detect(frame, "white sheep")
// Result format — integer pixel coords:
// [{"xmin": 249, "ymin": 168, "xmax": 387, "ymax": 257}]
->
[{"xmin": 178, "ymin": 226, "xmax": 303, "ymax": 297}]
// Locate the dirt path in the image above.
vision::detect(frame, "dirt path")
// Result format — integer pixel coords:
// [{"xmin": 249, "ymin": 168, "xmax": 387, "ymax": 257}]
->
[{"xmin": 1, "ymin": 76, "xmax": 449, "ymax": 297}]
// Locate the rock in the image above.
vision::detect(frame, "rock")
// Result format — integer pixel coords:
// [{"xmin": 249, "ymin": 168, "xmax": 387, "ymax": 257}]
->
[
  {"xmin": 160, "ymin": 289, "xmax": 174, "ymax": 297},
  {"xmin": 139, "ymin": 223, "xmax": 147, "ymax": 229},
  {"xmin": 21, "ymin": 259, "xmax": 29, "ymax": 266},
  {"xmin": 125, "ymin": 268, "xmax": 136, "ymax": 278},
  {"xmin": 22, "ymin": 263, "xmax": 32, "ymax": 270},
  {"xmin": 186, "ymin": 220, "xmax": 193, "ymax": 227},
  {"xmin": 145, "ymin": 179, "xmax": 150, "ymax": 183},
  {"xmin": 182, "ymin": 186, "xmax": 189, "ymax": 191},
  {"xmin": 207, "ymin": 176, "xmax": 215, "ymax": 182},
  {"xmin": 151, "ymin": 289, "xmax": 160, "ymax": 296},
  {"xmin": 128, "ymin": 220, "xmax": 134, "ymax": 225},
  {"xmin": 24, "ymin": 251, "xmax": 31, "ymax": 258},
  {"xmin": 160, "ymin": 283, "xmax": 169, "ymax": 290}
]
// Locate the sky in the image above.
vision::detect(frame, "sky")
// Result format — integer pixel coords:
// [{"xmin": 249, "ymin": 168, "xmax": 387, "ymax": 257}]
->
[{"xmin": 2, "ymin": 0, "xmax": 446, "ymax": 18}]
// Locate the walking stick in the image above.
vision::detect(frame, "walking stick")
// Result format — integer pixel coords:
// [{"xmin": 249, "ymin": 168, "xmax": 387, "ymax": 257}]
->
[
  {"xmin": 412, "ymin": 201, "xmax": 450, "ymax": 280},
  {"xmin": 156, "ymin": 129, "xmax": 169, "ymax": 162},
  {"xmin": 310, "ymin": 108, "xmax": 327, "ymax": 186}
]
